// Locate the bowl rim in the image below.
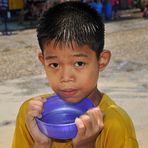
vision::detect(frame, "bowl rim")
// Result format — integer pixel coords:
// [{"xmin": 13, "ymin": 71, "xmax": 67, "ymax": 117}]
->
[{"xmin": 36, "ymin": 117, "xmax": 76, "ymax": 127}]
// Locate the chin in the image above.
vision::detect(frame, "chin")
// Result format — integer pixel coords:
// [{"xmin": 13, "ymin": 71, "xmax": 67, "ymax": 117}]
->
[
  {"xmin": 63, "ymin": 98, "xmax": 78, "ymax": 103},
  {"xmin": 55, "ymin": 92, "xmax": 83, "ymax": 103},
  {"xmin": 61, "ymin": 96, "xmax": 81, "ymax": 103}
]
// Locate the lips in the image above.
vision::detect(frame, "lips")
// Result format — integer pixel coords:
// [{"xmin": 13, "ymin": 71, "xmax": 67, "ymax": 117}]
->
[{"xmin": 60, "ymin": 89, "xmax": 78, "ymax": 97}]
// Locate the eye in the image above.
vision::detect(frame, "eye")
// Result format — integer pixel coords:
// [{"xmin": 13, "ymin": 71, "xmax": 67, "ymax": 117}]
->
[
  {"xmin": 49, "ymin": 63, "xmax": 60, "ymax": 69},
  {"xmin": 74, "ymin": 61, "xmax": 86, "ymax": 68}
]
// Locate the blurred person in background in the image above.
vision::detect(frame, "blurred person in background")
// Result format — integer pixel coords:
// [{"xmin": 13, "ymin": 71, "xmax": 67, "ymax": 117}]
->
[
  {"xmin": 112, "ymin": 0, "xmax": 119, "ymax": 19},
  {"xmin": 143, "ymin": 4, "xmax": 148, "ymax": 18},
  {"xmin": 0, "ymin": 0, "xmax": 9, "ymax": 35}
]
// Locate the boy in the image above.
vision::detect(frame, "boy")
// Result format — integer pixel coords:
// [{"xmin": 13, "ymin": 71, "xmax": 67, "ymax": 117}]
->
[{"xmin": 12, "ymin": 1, "xmax": 138, "ymax": 148}]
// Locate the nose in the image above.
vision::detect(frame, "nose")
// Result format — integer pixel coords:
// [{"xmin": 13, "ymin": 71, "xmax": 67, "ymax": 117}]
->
[{"xmin": 60, "ymin": 66, "xmax": 74, "ymax": 83}]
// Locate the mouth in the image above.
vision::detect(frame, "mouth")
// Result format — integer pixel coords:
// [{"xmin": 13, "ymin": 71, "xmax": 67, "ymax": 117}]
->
[{"xmin": 60, "ymin": 89, "xmax": 78, "ymax": 98}]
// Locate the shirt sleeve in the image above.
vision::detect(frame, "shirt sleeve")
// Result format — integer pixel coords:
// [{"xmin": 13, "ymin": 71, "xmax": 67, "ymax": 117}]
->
[
  {"xmin": 95, "ymin": 106, "xmax": 139, "ymax": 148},
  {"xmin": 12, "ymin": 100, "xmax": 34, "ymax": 148}
]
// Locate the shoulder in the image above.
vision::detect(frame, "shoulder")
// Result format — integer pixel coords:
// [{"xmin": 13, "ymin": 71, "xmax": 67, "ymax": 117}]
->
[
  {"xmin": 99, "ymin": 94, "xmax": 136, "ymax": 136},
  {"xmin": 104, "ymin": 105, "xmax": 131, "ymax": 134},
  {"xmin": 96, "ymin": 94, "xmax": 138, "ymax": 147}
]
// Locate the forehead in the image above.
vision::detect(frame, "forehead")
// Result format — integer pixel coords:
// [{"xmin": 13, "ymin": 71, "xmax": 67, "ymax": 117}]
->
[{"xmin": 43, "ymin": 40, "xmax": 92, "ymax": 53}]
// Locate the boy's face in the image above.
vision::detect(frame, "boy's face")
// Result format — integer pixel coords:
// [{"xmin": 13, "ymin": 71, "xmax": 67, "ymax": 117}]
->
[{"xmin": 39, "ymin": 41, "xmax": 110, "ymax": 103}]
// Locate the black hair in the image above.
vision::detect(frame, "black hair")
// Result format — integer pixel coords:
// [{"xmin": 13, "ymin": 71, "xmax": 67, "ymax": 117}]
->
[{"xmin": 37, "ymin": 1, "xmax": 104, "ymax": 58}]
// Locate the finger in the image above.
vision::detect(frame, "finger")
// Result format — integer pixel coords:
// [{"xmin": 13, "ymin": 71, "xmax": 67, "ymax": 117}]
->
[
  {"xmin": 27, "ymin": 109, "xmax": 42, "ymax": 120},
  {"xmin": 29, "ymin": 103, "xmax": 43, "ymax": 113},
  {"xmin": 75, "ymin": 117, "xmax": 86, "ymax": 138},
  {"xmin": 28, "ymin": 100, "xmax": 44, "ymax": 113},
  {"xmin": 25, "ymin": 111, "xmax": 46, "ymax": 141},
  {"xmin": 98, "ymin": 112, "xmax": 104, "ymax": 131},
  {"xmin": 87, "ymin": 107, "xmax": 103, "ymax": 123},
  {"xmin": 25, "ymin": 109, "xmax": 42, "ymax": 135},
  {"xmin": 79, "ymin": 114, "xmax": 92, "ymax": 135},
  {"xmin": 86, "ymin": 107, "xmax": 104, "ymax": 132},
  {"xmin": 93, "ymin": 107, "xmax": 104, "ymax": 130},
  {"xmin": 29, "ymin": 99, "xmax": 44, "ymax": 107},
  {"xmin": 35, "ymin": 96, "xmax": 47, "ymax": 103},
  {"xmin": 86, "ymin": 108, "xmax": 98, "ymax": 129}
]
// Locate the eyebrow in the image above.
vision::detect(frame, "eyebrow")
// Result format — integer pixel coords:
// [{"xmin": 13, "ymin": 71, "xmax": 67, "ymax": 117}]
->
[
  {"xmin": 45, "ymin": 55, "xmax": 57, "ymax": 60},
  {"xmin": 73, "ymin": 53, "xmax": 89, "ymax": 58},
  {"xmin": 45, "ymin": 53, "xmax": 89, "ymax": 60}
]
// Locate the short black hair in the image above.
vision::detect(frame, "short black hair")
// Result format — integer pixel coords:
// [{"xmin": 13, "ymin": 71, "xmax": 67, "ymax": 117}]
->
[{"xmin": 37, "ymin": 1, "xmax": 104, "ymax": 58}]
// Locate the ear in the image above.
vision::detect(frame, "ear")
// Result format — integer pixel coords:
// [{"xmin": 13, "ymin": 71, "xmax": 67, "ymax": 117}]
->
[
  {"xmin": 38, "ymin": 52, "xmax": 45, "ymax": 65},
  {"xmin": 98, "ymin": 50, "xmax": 111, "ymax": 71}
]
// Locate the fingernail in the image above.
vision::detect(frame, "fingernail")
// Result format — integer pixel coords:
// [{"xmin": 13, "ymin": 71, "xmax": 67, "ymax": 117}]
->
[
  {"xmin": 79, "ymin": 123, "xmax": 84, "ymax": 128},
  {"xmin": 75, "ymin": 118, "xmax": 84, "ymax": 128},
  {"xmin": 95, "ymin": 107, "xmax": 100, "ymax": 111},
  {"xmin": 75, "ymin": 117, "xmax": 79, "ymax": 123}
]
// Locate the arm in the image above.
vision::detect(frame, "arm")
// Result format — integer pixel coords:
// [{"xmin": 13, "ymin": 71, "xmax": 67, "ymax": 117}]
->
[
  {"xmin": 12, "ymin": 99, "xmax": 34, "ymax": 148},
  {"xmin": 72, "ymin": 107, "xmax": 104, "ymax": 148},
  {"xmin": 25, "ymin": 97, "xmax": 52, "ymax": 148}
]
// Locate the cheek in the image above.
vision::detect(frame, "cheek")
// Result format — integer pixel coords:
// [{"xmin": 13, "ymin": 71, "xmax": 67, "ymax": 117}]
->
[
  {"xmin": 79, "ymin": 70, "xmax": 99, "ymax": 86},
  {"xmin": 44, "ymin": 68, "xmax": 56, "ymax": 84},
  {"xmin": 46, "ymin": 76, "xmax": 57, "ymax": 90}
]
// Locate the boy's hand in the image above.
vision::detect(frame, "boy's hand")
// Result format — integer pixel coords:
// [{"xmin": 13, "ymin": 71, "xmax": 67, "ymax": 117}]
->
[
  {"xmin": 72, "ymin": 107, "xmax": 104, "ymax": 148},
  {"xmin": 25, "ymin": 97, "xmax": 52, "ymax": 148}
]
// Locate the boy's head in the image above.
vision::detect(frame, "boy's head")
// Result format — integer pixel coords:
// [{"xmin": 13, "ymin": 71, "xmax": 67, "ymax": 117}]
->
[
  {"xmin": 37, "ymin": 1, "xmax": 111, "ymax": 103},
  {"xmin": 37, "ymin": 1, "xmax": 104, "ymax": 59}
]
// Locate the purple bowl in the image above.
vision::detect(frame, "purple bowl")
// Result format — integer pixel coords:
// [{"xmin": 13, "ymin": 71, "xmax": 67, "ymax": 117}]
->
[{"xmin": 36, "ymin": 95, "xmax": 95, "ymax": 139}]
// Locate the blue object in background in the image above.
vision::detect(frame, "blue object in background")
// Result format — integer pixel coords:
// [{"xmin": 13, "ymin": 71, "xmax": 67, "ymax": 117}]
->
[
  {"xmin": 90, "ymin": 2, "xmax": 103, "ymax": 16},
  {"xmin": 105, "ymin": 2, "xmax": 112, "ymax": 20}
]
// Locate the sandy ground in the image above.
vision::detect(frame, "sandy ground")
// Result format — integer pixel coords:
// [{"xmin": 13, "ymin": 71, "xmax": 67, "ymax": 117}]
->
[{"xmin": 0, "ymin": 17, "xmax": 148, "ymax": 147}]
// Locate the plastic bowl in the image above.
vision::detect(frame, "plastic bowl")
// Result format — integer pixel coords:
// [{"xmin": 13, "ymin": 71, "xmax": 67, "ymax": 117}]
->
[{"xmin": 36, "ymin": 95, "xmax": 95, "ymax": 139}]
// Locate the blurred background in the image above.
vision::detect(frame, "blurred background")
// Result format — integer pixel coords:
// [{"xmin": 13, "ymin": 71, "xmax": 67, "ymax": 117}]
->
[
  {"xmin": 0, "ymin": 0, "xmax": 148, "ymax": 148},
  {"xmin": 0, "ymin": 0, "xmax": 148, "ymax": 33}
]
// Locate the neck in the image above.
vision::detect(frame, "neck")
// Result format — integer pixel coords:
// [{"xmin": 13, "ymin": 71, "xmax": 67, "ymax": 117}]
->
[{"xmin": 88, "ymin": 87, "xmax": 102, "ymax": 106}]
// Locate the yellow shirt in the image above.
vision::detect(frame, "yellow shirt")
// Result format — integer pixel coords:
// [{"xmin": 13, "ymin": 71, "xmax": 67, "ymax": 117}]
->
[{"xmin": 12, "ymin": 94, "xmax": 139, "ymax": 148}]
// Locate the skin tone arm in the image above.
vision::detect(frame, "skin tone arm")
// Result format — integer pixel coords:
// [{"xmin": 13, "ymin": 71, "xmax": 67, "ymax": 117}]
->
[
  {"xmin": 25, "ymin": 97, "xmax": 52, "ymax": 148},
  {"xmin": 25, "ymin": 97, "xmax": 104, "ymax": 148}
]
